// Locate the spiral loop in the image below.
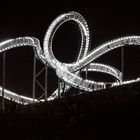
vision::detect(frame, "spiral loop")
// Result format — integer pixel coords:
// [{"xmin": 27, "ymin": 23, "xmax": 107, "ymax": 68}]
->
[{"xmin": 0, "ymin": 11, "xmax": 140, "ymax": 104}]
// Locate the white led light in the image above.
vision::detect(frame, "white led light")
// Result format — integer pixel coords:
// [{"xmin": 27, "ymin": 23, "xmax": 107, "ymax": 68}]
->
[{"xmin": 0, "ymin": 11, "xmax": 140, "ymax": 105}]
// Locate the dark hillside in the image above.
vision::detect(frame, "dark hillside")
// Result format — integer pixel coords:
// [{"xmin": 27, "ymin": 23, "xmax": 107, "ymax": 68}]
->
[{"xmin": 0, "ymin": 82, "xmax": 140, "ymax": 139}]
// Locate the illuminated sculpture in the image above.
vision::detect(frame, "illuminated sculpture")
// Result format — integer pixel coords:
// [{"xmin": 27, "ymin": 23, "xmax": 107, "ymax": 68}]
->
[{"xmin": 0, "ymin": 11, "xmax": 140, "ymax": 105}]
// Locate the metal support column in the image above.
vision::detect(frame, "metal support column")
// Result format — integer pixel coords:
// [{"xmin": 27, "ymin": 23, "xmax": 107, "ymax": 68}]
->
[
  {"xmin": 58, "ymin": 78, "xmax": 61, "ymax": 98},
  {"xmin": 62, "ymin": 82, "xmax": 66, "ymax": 94},
  {"xmin": 79, "ymin": 69, "xmax": 82, "ymax": 94},
  {"xmin": 44, "ymin": 63, "xmax": 48, "ymax": 101},
  {"xmin": 85, "ymin": 66, "xmax": 88, "ymax": 79},
  {"xmin": 121, "ymin": 47, "xmax": 124, "ymax": 81},
  {"xmin": 32, "ymin": 53, "xmax": 36, "ymax": 102},
  {"xmin": 2, "ymin": 52, "xmax": 6, "ymax": 111},
  {"xmin": 33, "ymin": 54, "xmax": 49, "ymax": 102}
]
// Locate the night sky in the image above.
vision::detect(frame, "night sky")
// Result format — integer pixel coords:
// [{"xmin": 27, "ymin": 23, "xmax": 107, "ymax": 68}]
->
[{"xmin": 0, "ymin": 1, "xmax": 140, "ymax": 98}]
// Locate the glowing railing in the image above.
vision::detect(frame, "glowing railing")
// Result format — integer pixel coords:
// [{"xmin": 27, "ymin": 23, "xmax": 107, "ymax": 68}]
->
[{"xmin": 0, "ymin": 11, "xmax": 140, "ymax": 105}]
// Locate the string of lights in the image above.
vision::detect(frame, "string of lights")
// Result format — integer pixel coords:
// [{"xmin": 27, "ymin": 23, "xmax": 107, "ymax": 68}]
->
[{"xmin": 0, "ymin": 11, "xmax": 140, "ymax": 105}]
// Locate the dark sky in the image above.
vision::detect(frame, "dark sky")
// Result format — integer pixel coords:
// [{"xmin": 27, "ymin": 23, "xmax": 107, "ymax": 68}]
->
[{"xmin": 0, "ymin": 1, "xmax": 140, "ymax": 98}]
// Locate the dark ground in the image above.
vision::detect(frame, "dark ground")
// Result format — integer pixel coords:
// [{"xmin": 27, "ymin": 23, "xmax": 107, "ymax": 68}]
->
[{"xmin": 0, "ymin": 81, "xmax": 140, "ymax": 140}]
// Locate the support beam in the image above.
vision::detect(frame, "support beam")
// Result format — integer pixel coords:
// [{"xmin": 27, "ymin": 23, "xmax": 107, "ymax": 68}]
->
[
  {"xmin": 44, "ymin": 63, "xmax": 48, "ymax": 100},
  {"xmin": 121, "ymin": 47, "xmax": 124, "ymax": 81},
  {"xmin": 58, "ymin": 78, "xmax": 61, "ymax": 98},
  {"xmin": 2, "ymin": 52, "xmax": 6, "ymax": 110},
  {"xmin": 32, "ymin": 53, "xmax": 36, "ymax": 102},
  {"xmin": 85, "ymin": 66, "xmax": 88, "ymax": 79},
  {"xmin": 33, "ymin": 54, "xmax": 48, "ymax": 102}
]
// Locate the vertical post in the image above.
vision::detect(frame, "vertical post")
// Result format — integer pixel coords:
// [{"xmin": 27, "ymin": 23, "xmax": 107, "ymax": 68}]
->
[
  {"xmin": 44, "ymin": 63, "xmax": 48, "ymax": 101},
  {"xmin": 85, "ymin": 66, "xmax": 88, "ymax": 79},
  {"xmin": 2, "ymin": 52, "xmax": 6, "ymax": 111},
  {"xmin": 62, "ymin": 82, "xmax": 65, "ymax": 94},
  {"xmin": 58, "ymin": 78, "xmax": 61, "ymax": 98},
  {"xmin": 32, "ymin": 53, "xmax": 36, "ymax": 102},
  {"xmin": 121, "ymin": 47, "xmax": 124, "ymax": 81}
]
